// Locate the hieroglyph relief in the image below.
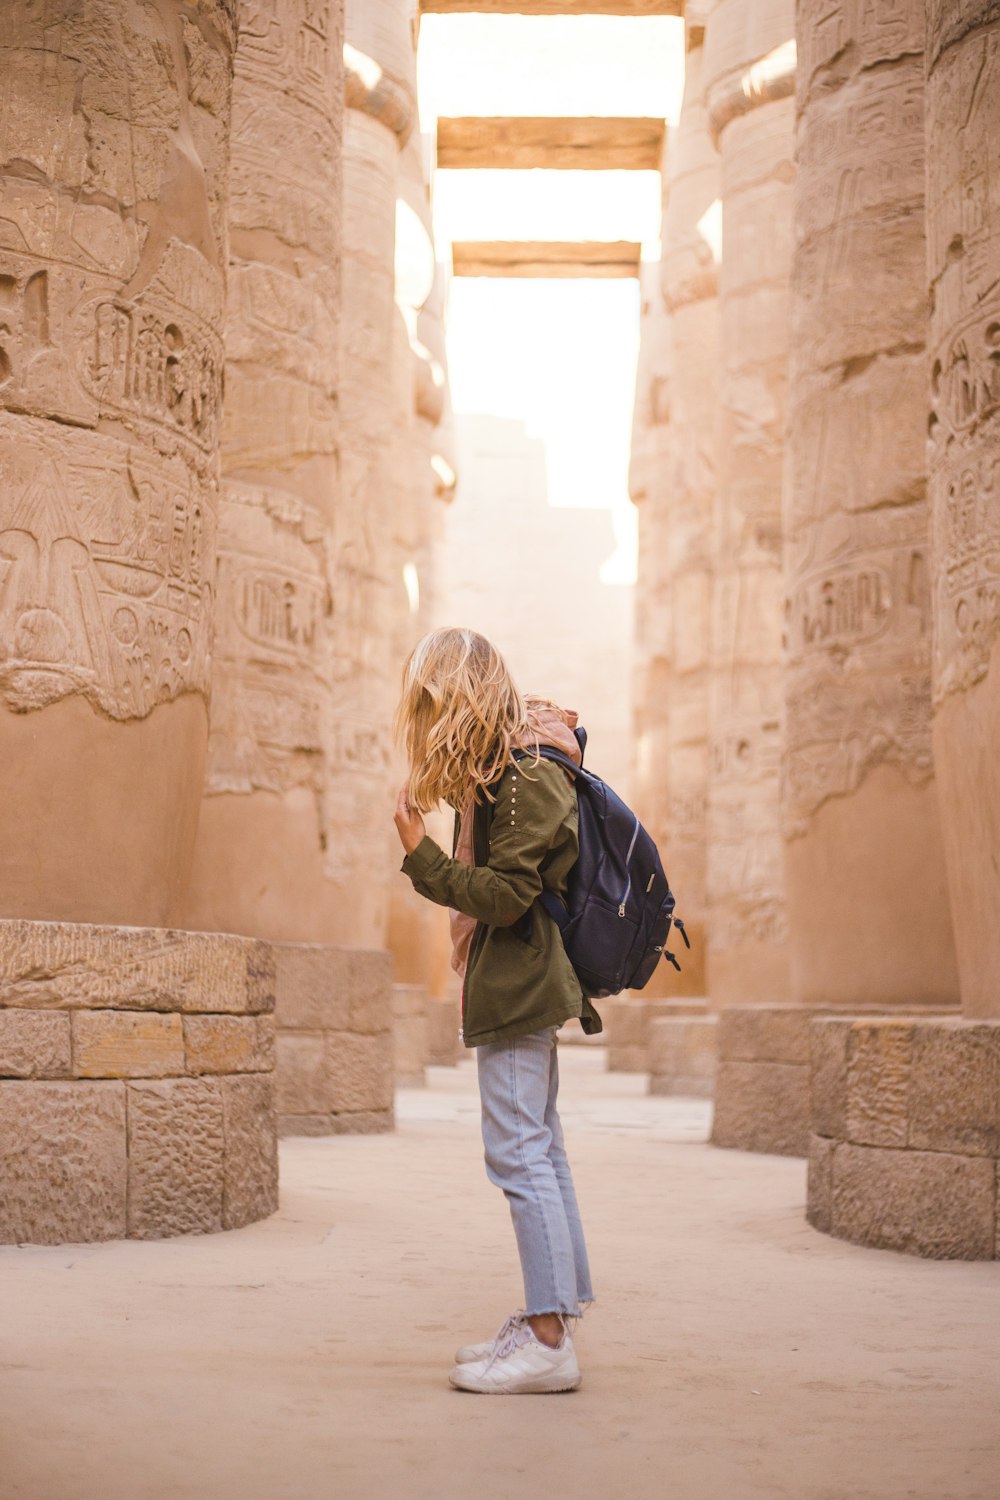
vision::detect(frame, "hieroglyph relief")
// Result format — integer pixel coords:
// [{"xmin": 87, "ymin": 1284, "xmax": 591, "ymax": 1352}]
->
[
  {"xmin": 0, "ymin": 2, "xmax": 233, "ymax": 719},
  {"xmin": 927, "ymin": 24, "xmax": 1000, "ymax": 703}
]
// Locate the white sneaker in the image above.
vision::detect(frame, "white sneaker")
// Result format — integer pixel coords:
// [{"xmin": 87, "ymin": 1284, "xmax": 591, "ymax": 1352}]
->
[
  {"xmin": 449, "ymin": 1316, "xmax": 581, "ymax": 1394},
  {"xmin": 455, "ymin": 1311, "xmax": 524, "ymax": 1365}
]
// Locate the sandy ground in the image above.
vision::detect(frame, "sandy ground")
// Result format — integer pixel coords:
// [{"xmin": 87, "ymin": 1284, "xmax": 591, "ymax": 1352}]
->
[{"xmin": 1, "ymin": 1047, "xmax": 998, "ymax": 1500}]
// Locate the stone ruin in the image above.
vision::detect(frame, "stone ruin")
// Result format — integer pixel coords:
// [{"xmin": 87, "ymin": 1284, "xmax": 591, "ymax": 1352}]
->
[
  {"xmin": 631, "ymin": 0, "xmax": 1000, "ymax": 1258},
  {"xmin": 1, "ymin": 0, "xmax": 998, "ymax": 1262}
]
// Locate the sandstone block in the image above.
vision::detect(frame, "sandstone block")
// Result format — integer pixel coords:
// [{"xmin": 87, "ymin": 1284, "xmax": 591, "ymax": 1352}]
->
[
  {"xmin": 908, "ymin": 1021, "xmax": 1000, "ymax": 1158},
  {"xmin": 275, "ymin": 1033, "xmax": 330, "ymax": 1117},
  {"xmin": 273, "ymin": 944, "xmax": 353, "ymax": 1032},
  {"xmin": 718, "ymin": 1007, "xmax": 813, "ymax": 1065},
  {"xmin": 329, "ymin": 1109, "xmax": 394, "ymax": 1136},
  {"xmin": 392, "ymin": 984, "xmax": 427, "ymax": 1086},
  {"xmin": 845, "ymin": 1020, "xmax": 914, "ymax": 1148},
  {"xmin": 183, "ymin": 1015, "xmax": 275, "ymax": 1075},
  {"xmin": 0, "ymin": 1010, "xmax": 71, "ymax": 1079},
  {"xmin": 806, "ymin": 1132, "xmax": 835, "ymax": 1235},
  {"xmin": 327, "ymin": 1032, "xmax": 394, "ymax": 1115},
  {"xmin": 0, "ymin": 922, "xmax": 273, "ymax": 1016},
  {"xmin": 73, "ymin": 1011, "xmax": 184, "ymax": 1079},
  {"xmin": 831, "ymin": 1142, "xmax": 996, "ymax": 1260},
  {"xmin": 648, "ymin": 1017, "xmax": 717, "ymax": 1098},
  {"xmin": 220, "ymin": 1073, "xmax": 278, "ymax": 1230},
  {"xmin": 0, "ymin": 1080, "xmax": 126, "ymax": 1244},
  {"xmin": 346, "ymin": 950, "xmax": 394, "ymax": 1035},
  {"xmin": 126, "ymin": 1078, "xmax": 224, "ymax": 1238},
  {"xmin": 425, "ymin": 995, "xmax": 461, "ymax": 1066},
  {"xmin": 711, "ymin": 1060, "xmax": 809, "ymax": 1156},
  {"xmin": 810, "ymin": 1017, "xmax": 849, "ymax": 1140}
]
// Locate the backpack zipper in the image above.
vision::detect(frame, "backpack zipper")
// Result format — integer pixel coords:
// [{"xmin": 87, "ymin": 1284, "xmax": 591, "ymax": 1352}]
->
[{"xmin": 618, "ymin": 813, "xmax": 641, "ymax": 916}]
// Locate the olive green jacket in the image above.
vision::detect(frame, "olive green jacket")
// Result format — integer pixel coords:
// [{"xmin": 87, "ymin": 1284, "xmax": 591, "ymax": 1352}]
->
[{"xmin": 400, "ymin": 758, "xmax": 603, "ymax": 1047}]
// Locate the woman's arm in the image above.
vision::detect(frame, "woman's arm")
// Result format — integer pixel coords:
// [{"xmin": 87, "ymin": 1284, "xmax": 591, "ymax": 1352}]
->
[{"xmin": 399, "ymin": 761, "xmax": 571, "ymax": 927}]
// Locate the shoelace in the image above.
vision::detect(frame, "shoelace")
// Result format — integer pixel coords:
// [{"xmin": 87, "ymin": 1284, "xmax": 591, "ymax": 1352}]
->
[{"xmin": 483, "ymin": 1312, "xmax": 533, "ymax": 1370}]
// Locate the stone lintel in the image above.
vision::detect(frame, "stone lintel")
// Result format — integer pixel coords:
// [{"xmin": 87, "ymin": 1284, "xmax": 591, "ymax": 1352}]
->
[
  {"xmin": 421, "ymin": 1, "xmax": 681, "ymax": 14},
  {"xmin": 452, "ymin": 241, "xmax": 641, "ymax": 278},
  {"xmin": 437, "ymin": 116, "xmax": 664, "ymax": 170}
]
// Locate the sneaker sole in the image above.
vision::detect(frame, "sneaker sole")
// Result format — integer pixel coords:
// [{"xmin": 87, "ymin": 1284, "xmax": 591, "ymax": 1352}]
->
[{"xmin": 449, "ymin": 1370, "xmax": 582, "ymax": 1395}]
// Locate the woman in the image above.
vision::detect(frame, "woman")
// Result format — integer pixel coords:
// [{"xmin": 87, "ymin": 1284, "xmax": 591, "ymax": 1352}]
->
[{"xmin": 393, "ymin": 626, "xmax": 602, "ymax": 1394}]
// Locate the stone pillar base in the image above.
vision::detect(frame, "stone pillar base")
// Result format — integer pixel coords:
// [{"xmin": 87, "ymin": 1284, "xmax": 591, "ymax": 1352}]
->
[
  {"xmin": 425, "ymin": 993, "xmax": 462, "ymax": 1066},
  {"xmin": 0, "ymin": 920, "xmax": 278, "ymax": 1245},
  {"xmin": 648, "ymin": 1015, "xmax": 717, "ymax": 1098},
  {"xmin": 605, "ymin": 995, "xmax": 708, "ymax": 1072},
  {"xmin": 274, "ymin": 943, "xmax": 394, "ymax": 1136},
  {"xmin": 808, "ymin": 1016, "xmax": 999, "ymax": 1260},
  {"xmin": 392, "ymin": 983, "xmax": 428, "ymax": 1087}
]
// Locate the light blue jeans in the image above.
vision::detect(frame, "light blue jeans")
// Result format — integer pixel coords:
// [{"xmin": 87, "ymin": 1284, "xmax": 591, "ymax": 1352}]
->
[{"xmin": 476, "ymin": 1026, "xmax": 594, "ymax": 1318}]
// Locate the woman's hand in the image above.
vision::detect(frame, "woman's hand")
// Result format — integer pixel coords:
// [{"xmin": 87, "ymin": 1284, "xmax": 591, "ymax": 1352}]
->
[{"xmin": 394, "ymin": 784, "xmax": 426, "ymax": 856}]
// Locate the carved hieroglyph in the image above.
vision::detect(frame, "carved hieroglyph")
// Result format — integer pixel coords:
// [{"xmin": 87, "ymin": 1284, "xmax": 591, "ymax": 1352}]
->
[
  {"xmin": 0, "ymin": 2, "xmax": 235, "ymax": 719},
  {"xmin": 925, "ymin": 3, "xmax": 1000, "ymax": 1017},
  {"xmin": 785, "ymin": 1, "xmax": 933, "ymax": 831},
  {"xmin": 702, "ymin": 0, "xmax": 795, "ymax": 1003},
  {"xmin": 206, "ymin": 0, "xmax": 341, "ymax": 806}
]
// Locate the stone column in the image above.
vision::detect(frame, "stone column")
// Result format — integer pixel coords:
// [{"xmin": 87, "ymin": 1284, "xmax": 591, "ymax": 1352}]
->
[
  {"xmin": 0, "ymin": 0, "xmax": 235, "ymax": 929},
  {"xmin": 334, "ymin": 0, "xmax": 416, "ymax": 950},
  {"xmin": 784, "ymin": 0, "xmax": 957, "ymax": 1008},
  {"xmin": 703, "ymin": 0, "xmax": 798, "ymax": 1152},
  {"xmin": 702, "ymin": 0, "xmax": 795, "ymax": 1006},
  {"xmin": 925, "ymin": 1, "xmax": 1000, "ymax": 1019},
  {"xmin": 185, "ymin": 0, "xmax": 344, "ymax": 947}
]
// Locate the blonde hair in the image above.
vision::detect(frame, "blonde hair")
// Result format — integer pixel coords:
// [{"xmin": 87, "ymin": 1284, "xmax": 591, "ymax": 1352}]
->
[{"xmin": 395, "ymin": 628, "xmax": 536, "ymax": 812}]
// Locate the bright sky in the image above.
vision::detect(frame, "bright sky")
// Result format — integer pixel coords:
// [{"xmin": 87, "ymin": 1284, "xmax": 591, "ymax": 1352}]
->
[{"xmin": 416, "ymin": 14, "xmax": 686, "ymax": 584}]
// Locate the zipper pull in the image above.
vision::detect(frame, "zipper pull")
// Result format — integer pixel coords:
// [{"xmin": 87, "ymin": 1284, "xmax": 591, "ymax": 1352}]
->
[
  {"xmin": 673, "ymin": 916, "xmax": 691, "ymax": 949},
  {"xmin": 618, "ymin": 902, "xmax": 626, "ymax": 918}
]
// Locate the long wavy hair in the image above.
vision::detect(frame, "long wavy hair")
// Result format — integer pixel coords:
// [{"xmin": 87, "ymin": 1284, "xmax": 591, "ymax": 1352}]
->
[{"xmin": 395, "ymin": 627, "xmax": 536, "ymax": 812}]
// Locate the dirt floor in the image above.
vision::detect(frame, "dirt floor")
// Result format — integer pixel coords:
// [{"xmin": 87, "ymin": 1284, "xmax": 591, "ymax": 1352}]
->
[{"xmin": 1, "ymin": 1046, "xmax": 998, "ymax": 1500}]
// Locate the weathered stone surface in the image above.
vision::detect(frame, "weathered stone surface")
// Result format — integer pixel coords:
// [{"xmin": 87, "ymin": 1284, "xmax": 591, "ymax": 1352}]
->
[
  {"xmin": 392, "ymin": 983, "xmax": 427, "ymax": 1086},
  {"xmin": 711, "ymin": 1060, "xmax": 809, "ymax": 1156},
  {"xmin": 347, "ymin": 952, "xmax": 394, "ymax": 1034},
  {"xmin": 0, "ymin": 922, "xmax": 273, "ymax": 1016},
  {"xmin": 831, "ymin": 1142, "xmax": 995, "ymax": 1260},
  {"xmin": 327, "ymin": 1032, "xmax": 394, "ymax": 1114},
  {"xmin": 0, "ymin": 1081, "xmax": 126, "ymax": 1244},
  {"xmin": 648, "ymin": 1017, "xmax": 717, "ymax": 1097},
  {"xmin": 926, "ymin": 2, "xmax": 1000, "ymax": 1018},
  {"xmin": 0, "ymin": 1010, "xmax": 71, "ymax": 1079},
  {"xmin": 806, "ymin": 1132, "xmax": 835, "ymax": 1235},
  {"xmin": 73, "ymin": 1012, "xmax": 185, "ymax": 1080},
  {"xmin": 183, "ymin": 1015, "xmax": 274, "ymax": 1075},
  {"xmin": 809, "ymin": 1017, "xmax": 849, "ymax": 1140},
  {"xmin": 273, "ymin": 944, "xmax": 354, "ymax": 1032},
  {"xmin": 0, "ymin": 0, "xmax": 236, "ymax": 929},
  {"xmin": 275, "ymin": 1033, "xmax": 330, "ymax": 1117},
  {"xmin": 702, "ymin": 0, "xmax": 794, "ymax": 1005},
  {"xmin": 220, "ymin": 1073, "xmax": 279, "ymax": 1230},
  {"xmin": 908, "ymin": 1021, "xmax": 1000, "ymax": 1157},
  {"xmin": 425, "ymin": 994, "xmax": 461, "ymax": 1067},
  {"xmin": 719, "ymin": 1007, "xmax": 813, "ymax": 1065},
  {"xmin": 329, "ymin": 1108, "xmax": 394, "ymax": 1135},
  {"xmin": 845, "ymin": 1020, "xmax": 914, "ymax": 1149},
  {"xmin": 126, "ymin": 1078, "xmax": 225, "ymax": 1238}
]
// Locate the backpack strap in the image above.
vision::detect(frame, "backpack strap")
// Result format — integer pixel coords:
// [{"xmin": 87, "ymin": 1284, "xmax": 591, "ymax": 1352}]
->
[{"xmin": 537, "ymin": 887, "xmax": 570, "ymax": 933}]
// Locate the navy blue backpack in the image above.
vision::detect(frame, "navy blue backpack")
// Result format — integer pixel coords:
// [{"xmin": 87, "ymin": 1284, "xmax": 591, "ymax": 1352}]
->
[{"xmin": 518, "ymin": 731, "xmax": 689, "ymax": 1000}]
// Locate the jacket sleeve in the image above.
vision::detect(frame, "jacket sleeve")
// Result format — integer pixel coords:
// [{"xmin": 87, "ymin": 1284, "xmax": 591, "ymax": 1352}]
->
[{"xmin": 400, "ymin": 760, "xmax": 572, "ymax": 926}]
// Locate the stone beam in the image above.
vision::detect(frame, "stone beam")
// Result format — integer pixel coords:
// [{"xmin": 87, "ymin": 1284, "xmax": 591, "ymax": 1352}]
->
[
  {"xmin": 451, "ymin": 241, "xmax": 641, "ymax": 277},
  {"xmin": 421, "ymin": 2, "xmax": 681, "ymax": 14},
  {"xmin": 436, "ymin": 116, "xmax": 665, "ymax": 170}
]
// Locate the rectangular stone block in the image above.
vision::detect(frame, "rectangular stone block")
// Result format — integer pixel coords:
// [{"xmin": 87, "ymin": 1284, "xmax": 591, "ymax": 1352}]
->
[
  {"xmin": 832, "ymin": 1142, "xmax": 996, "ymax": 1260},
  {"xmin": 718, "ymin": 1007, "xmax": 814, "ymax": 1065},
  {"xmin": 0, "ymin": 920, "xmax": 272, "ymax": 1015},
  {"xmin": 346, "ymin": 950, "xmax": 394, "ymax": 1035},
  {"xmin": 845, "ymin": 1020, "xmax": 914, "ymax": 1148},
  {"xmin": 183, "ymin": 1014, "xmax": 274, "ymax": 1075},
  {"xmin": 73, "ymin": 1010, "xmax": 184, "ymax": 1078},
  {"xmin": 393, "ymin": 983, "xmax": 427, "ymax": 1086},
  {"xmin": 327, "ymin": 1031, "xmax": 394, "ymax": 1114},
  {"xmin": 126, "ymin": 1078, "xmax": 224, "ymax": 1238},
  {"xmin": 711, "ymin": 1059, "xmax": 810, "ymax": 1156},
  {"xmin": 220, "ymin": 1073, "xmax": 278, "ymax": 1230},
  {"xmin": 0, "ymin": 1009, "xmax": 71, "ymax": 1079},
  {"xmin": 648, "ymin": 1017, "xmax": 717, "ymax": 1098},
  {"xmin": 275, "ymin": 1033, "xmax": 330, "ymax": 1116},
  {"xmin": 425, "ymin": 995, "xmax": 461, "ymax": 1066},
  {"xmin": 273, "ymin": 943, "xmax": 353, "ymax": 1031},
  {"xmin": 0, "ymin": 1080, "xmax": 126, "ymax": 1244},
  {"xmin": 329, "ymin": 1109, "xmax": 394, "ymax": 1135},
  {"xmin": 810, "ymin": 1018, "xmax": 849, "ymax": 1139},
  {"xmin": 806, "ymin": 1132, "xmax": 835, "ymax": 1235},
  {"xmin": 908, "ymin": 1021, "xmax": 1000, "ymax": 1158}
]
